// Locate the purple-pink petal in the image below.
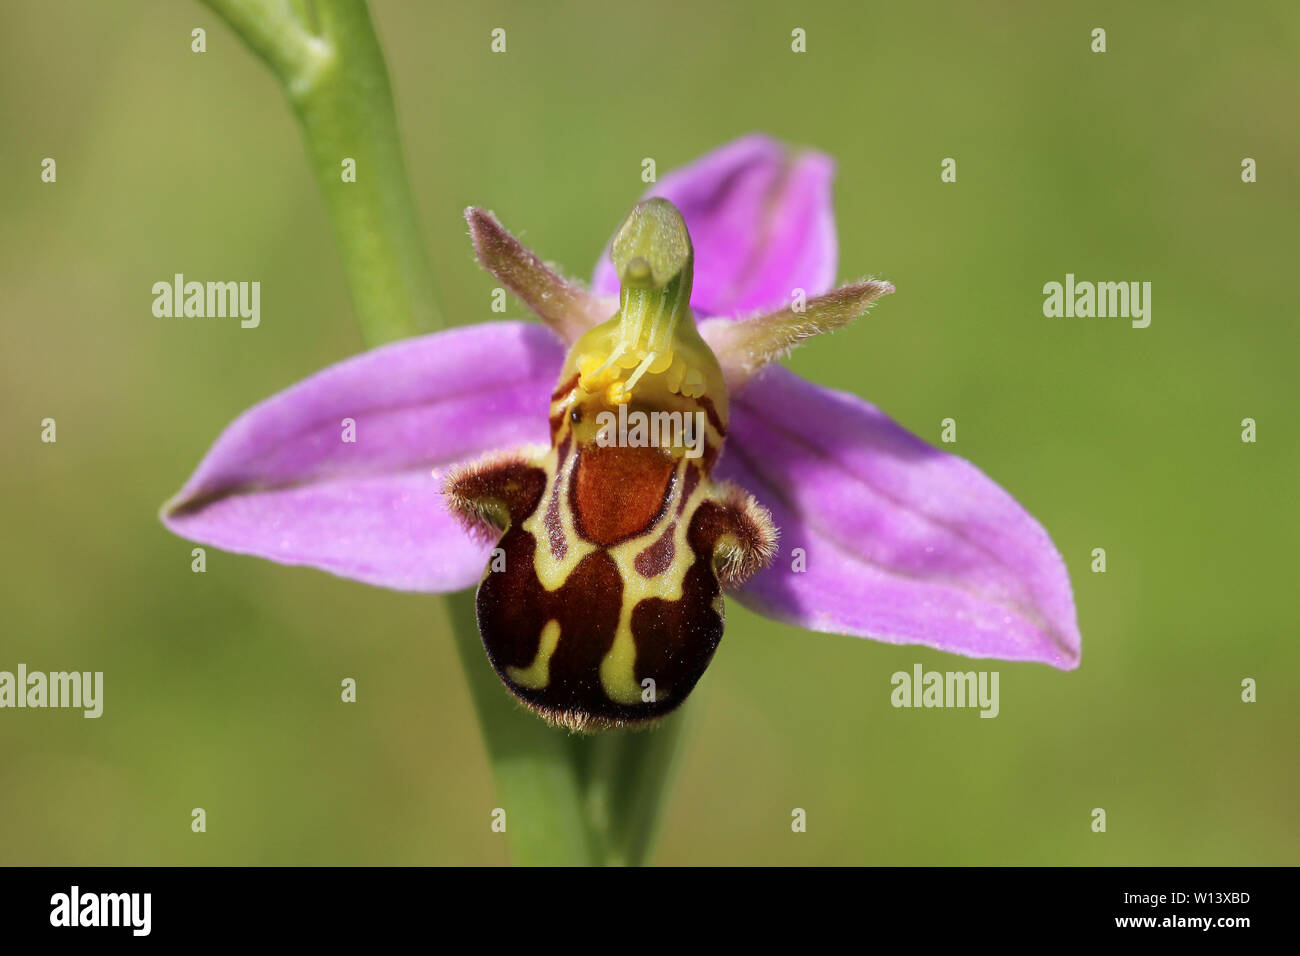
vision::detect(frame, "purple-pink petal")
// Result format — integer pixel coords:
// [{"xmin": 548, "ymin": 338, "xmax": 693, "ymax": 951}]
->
[
  {"xmin": 592, "ymin": 134, "xmax": 838, "ymax": 319},
  {"xmin": 162, "ymin": 322, "xmax": 565, "ymax": 592},
  {"xmin": 718, "ymin": 367, "xmax": 1081, "ymax": 669}
]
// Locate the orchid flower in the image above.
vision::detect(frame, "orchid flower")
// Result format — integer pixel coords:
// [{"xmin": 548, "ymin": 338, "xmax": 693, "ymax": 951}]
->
[{"xmin": 162, "ymin": 134, "xmax": 1080, "ymax": 731}]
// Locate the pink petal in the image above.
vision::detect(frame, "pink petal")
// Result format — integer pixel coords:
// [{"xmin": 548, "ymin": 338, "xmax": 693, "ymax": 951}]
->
[
  {"xmin": 717, "ymin": 367, "xmax": 1081, "ymax": 669},
  {"xmin": 592, "ymin": 134, "xmax": 838, "ymax": 319},
  {"xmin": 162, "ymin": 322, "xmax": 565, "ymax": 592}
]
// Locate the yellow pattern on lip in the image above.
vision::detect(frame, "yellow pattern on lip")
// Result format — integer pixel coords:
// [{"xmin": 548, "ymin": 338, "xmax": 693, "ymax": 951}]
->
[{"xmin": 506, "ymin": 619, "xmax": 562, "ymax": 689}]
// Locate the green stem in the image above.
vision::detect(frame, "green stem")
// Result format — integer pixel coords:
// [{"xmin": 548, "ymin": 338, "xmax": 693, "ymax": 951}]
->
[
  {"xmin": 201, "ymin": 0, "xmax": 686, "ymax": 865},
  {"xmin": 574, "ymin": 709, "xmax": 691, "ymax": 866},
  {"xmin": 203, "ymin": 0, "xmax": 439, "ymax": 342}
]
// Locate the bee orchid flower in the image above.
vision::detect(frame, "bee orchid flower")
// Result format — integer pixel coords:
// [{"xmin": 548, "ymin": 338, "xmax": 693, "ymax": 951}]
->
[{"xmin": 162, "ymin": 134, "xmax": 1081, "ymax": 731}]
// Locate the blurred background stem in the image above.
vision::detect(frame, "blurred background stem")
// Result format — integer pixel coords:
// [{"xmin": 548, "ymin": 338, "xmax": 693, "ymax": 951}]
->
[{"xmin": 199, "ymin": 0, "xmax": 685, "ymax": 865}]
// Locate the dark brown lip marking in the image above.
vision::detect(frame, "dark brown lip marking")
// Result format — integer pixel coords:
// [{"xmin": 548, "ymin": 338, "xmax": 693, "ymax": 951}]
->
[
  {"xmin": 692, "ymin": 394, "xmax": 727, "ymax": 436},
  {"xmin": 478, "ymin": 525, "xmax": 634, "ymax": 726},
  {"xmin": 633, "ymin": 521, "xmax": 676, "ymax": 578},
  {"xmin": 550, "ymin": 372, "xmax": 580, "ymax": 401},
  {"xmin": 544, "ymin": 438, "xmax": 571, "ymax": 561},
  {"xmin": 677, "ymin": 463, "xmax": 700, "ymax": 516},
  {"xmin": 478, "ymin": 515, "xmax": 724, "ymax": 728}
]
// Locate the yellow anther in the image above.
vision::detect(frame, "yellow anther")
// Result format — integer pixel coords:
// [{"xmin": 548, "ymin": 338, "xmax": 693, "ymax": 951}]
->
[{"xmin": 605, "ymin": 380, "xmax": 632, "ymax": 405}]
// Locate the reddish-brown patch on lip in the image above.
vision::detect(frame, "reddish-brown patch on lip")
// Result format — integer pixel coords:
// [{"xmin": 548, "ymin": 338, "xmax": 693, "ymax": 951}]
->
[{"xmin": 570, "ymin": 444, "xmax": 674, "ymax": 546}]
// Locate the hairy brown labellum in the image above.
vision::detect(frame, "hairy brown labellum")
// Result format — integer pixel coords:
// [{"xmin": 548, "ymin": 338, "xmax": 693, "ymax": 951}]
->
[
  {"xmin": 447, "ymin": 200, "xmax": 777, "ymax": 730},
  {"xmin": 446, "ymin": 384, "xmax": 776, "ymax": 731}
]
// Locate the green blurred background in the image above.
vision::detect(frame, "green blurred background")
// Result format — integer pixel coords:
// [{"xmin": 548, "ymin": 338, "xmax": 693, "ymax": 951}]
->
[{"xmin": 2, "ymin": 1, "xmax": 1297, "ymax": 865}]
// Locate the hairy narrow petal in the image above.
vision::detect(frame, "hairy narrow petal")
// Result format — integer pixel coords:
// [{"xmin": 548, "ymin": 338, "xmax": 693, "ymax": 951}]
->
[
  {"xmin": 467, "ymin": 207, "xmax": 614, "ymax": 344},
  {"xmin": 591, "ymin": 134, "xmax": 837, "ymax": 318},
  {"xmin": 717, "ymin": 368, "xmax": 1081, "ymax": 669},
  {"xmin": 162, "ymin": 322, "xmax": 565, "ymax": 591},
  {"xmin": 700, "ymin": 280, "xmax": 895, "ymax": 391}
]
